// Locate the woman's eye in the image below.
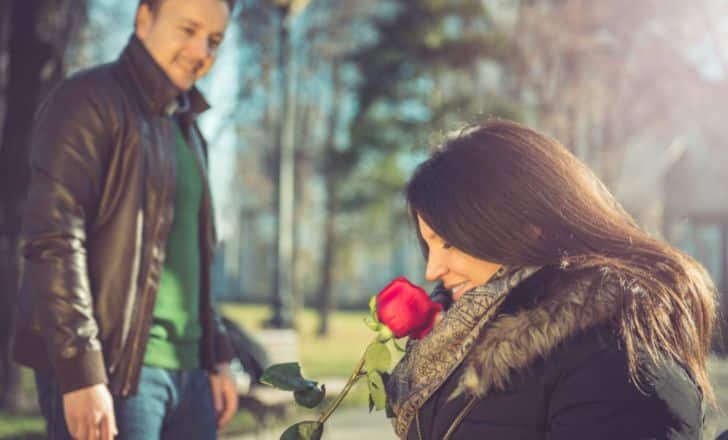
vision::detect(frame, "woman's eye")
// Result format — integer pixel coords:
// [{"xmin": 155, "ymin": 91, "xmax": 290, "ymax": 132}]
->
[
  {"xmin": 442, "ymin": 242, "xmax": 452, "ymax": 250},
  {"xmin": 181, "ymin": 27, "xmax": 195, "ymax": 36}
]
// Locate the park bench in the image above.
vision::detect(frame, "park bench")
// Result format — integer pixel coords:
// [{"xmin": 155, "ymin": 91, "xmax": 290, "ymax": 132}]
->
[{"xmin": 223, "ymin": 320, "xmax": 349, "ymax": 432}]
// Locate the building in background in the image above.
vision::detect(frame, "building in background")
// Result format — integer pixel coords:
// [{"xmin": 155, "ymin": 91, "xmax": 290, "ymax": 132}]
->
[{"xmin": 665, "ymin": 143, "xmax": 728, "ymax": 350}]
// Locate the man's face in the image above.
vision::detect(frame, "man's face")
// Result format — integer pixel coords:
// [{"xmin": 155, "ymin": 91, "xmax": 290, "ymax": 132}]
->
[{"xmin": 136, "ymin": 0, "xmax": 230, "ymax": 91}]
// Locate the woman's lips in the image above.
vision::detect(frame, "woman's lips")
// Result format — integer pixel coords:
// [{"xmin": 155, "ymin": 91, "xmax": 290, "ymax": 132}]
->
[{"xmin": 448, "ymin": 281, "xmax": 470, "ymax": 297}]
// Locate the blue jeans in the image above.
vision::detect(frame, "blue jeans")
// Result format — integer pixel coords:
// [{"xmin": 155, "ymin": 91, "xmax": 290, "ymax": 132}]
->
[{"xmin": 35, "ymin": 366, "xmax": 217, "ymax": 440}]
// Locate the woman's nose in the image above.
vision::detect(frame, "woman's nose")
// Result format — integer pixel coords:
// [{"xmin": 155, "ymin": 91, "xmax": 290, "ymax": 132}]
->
[{"xmin": 425, "ymin": 253, "xmax": 447, "ymax": 282}]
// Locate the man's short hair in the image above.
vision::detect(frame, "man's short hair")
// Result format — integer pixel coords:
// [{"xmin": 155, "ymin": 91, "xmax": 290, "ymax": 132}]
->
[{"xmin": 138, "ymin": 0, "xmax": 235, "ymax": 14}]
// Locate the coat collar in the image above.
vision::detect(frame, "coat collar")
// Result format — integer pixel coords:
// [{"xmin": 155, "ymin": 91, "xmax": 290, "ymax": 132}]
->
[
  {"xmin": 460, "ymin": 266, "xmax": 623, "ymax": 397},
  {"xmin": 389, "ymin": 266, "xmax": 627, "ymax": 439},
  {"xmin": 387, "ymin": 266, "xmax": 543, "ymax": 438},
  {"xmin": 118, "ymin": 35, "xmax": 210, "ymax": 119}
]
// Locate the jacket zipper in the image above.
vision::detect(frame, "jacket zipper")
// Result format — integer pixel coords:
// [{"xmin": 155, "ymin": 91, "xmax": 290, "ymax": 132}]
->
[
  {"xmin": 416, "ymin": 412, "xmax": 423, "ymax": 440},
  {"xmin": 107, "ymin": 210, "xmax": 144, "ymax": 376},
  {"xmin": 121, "ymin": 119, "xmax": 176, "ymax": 395},
  {"xmin": 121, "ymin": 273, "xmax": 155, "ymax": 394},
  {"xmin": 442, "ymin": 396, "xmax": 478, "ymax": 440}
]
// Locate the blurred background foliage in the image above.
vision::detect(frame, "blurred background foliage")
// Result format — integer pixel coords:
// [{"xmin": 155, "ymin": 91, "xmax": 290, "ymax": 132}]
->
[{"xmin": 1, "ymin": 0, "xmax": 728, "ymax": 432}]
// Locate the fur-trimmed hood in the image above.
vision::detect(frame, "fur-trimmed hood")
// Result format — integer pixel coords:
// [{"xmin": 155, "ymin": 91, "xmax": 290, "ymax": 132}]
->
[
  {"xmin": 461, "ymin": 266, "xmax": 623, "ymax": 397},
  {"xmin": 387, "ymin": 266, "xmax": 635, "ymax": 438}
]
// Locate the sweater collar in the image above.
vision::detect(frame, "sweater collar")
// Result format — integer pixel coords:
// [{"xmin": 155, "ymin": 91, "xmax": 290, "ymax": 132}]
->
[{"xmin": 118, "ymin": 35, "xmax": 210, "ymax": 118}]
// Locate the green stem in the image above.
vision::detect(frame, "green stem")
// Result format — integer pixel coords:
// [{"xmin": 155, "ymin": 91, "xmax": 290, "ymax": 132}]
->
[{"xmin": 317, "ymin": 340, "xmax": 371, "ymax": 424}]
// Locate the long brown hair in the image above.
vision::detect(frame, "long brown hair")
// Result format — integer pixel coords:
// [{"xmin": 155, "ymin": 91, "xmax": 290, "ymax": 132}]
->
[{"xmin": 405, "ymin": 119, "xmax": 717, "ymax": 404}]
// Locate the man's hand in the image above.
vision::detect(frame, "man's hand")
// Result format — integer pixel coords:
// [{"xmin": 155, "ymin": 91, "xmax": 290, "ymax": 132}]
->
[
  {"xmin": 209, "ymin": 362, "xmax": 238, "ymax": 428},
  {"xmin": 63, "ymin": 383, "xmax": 117, "ymax": 440}
]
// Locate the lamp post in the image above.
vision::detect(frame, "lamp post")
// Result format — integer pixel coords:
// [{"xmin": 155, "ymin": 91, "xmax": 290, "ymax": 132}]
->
[{"xmin": 268, "ymin": 0, "xmax": 311, "ymax": 328}]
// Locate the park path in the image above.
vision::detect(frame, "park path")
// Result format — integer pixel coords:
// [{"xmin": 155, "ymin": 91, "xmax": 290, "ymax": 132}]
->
[{"xmin": 225, "ymin": 406, "xmax": 397, "ymax": 440}]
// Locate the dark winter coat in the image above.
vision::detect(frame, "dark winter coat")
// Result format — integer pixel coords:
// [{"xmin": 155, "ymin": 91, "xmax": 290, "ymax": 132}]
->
[{"xmin": 407, "ymin": 267, "xmax": 704, "ymax": 440}]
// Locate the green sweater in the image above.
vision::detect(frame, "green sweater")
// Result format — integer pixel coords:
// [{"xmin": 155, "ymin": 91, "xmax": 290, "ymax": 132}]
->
[{"xmin": 144, "ymin": 120, "xmax": 203, "ymax": 370}]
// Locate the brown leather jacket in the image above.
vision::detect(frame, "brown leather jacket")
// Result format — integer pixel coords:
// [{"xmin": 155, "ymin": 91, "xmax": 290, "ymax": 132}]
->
[{"xmin": 12, "ymin": 36, "xmax": 233, "ymax": 396}]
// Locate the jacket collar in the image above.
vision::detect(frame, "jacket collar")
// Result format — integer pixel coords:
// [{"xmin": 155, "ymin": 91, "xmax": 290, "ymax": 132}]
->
[
  {"xmin": 460, "ymin": 266, "xmax": 622, "ymax": 397},
  {"xmin": 387, "ymin": 266, "xmax": 543, "ymax": 438},
  {"xmin": 118, "ymin": 35, "xmax": 210, "ymax": 119}
]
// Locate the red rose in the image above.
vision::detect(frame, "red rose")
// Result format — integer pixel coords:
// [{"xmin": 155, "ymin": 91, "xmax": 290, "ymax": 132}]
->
[{"xmin": 376, "ymin": 276, "xmax": 443, "ymax": 340}]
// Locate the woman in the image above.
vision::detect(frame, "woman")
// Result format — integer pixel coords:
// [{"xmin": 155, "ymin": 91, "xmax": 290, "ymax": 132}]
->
[{"xmin": 386, "ymin": 119, "xmax": 716, "ymax": 440}]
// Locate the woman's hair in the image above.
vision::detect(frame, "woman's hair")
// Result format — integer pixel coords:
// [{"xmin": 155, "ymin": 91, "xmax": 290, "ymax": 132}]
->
[{"xmin": 405, "ymin": 118, "xmax": 717, "ymax": 404}]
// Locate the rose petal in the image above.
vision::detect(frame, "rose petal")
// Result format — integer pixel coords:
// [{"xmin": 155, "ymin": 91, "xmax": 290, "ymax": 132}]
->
[{"xmin": 376, "ymin": 277, "xmax": 442, "ymax": 339}]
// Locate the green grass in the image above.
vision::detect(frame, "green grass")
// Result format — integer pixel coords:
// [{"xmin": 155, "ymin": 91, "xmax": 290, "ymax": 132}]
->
[
  {"xmin": 220, "ymin": 304, "xmax": 387, "ymax": 379},
  {"xmin": 218, "ymin": 304, "xmax": 396, "ymax": 435},
  {"xmin": 220, "ymin": 303, "xmax": 400, "ymax": 409},
  {"xmin": 0, "ymin": 411, "xmax": 45, "ymax": 439},
  {"xmin": 0, "ymin": 368, "xmax": 44, "ymax": 440}
]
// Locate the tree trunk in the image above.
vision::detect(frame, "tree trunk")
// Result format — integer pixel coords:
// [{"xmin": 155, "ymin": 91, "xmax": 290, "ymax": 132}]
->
[
  {"xmin": 269, "ymin": 5, "xmax": 295, "ymax": 328},
  {"xmin": 0, "ymin": 0, "xmax": 86, "ymax": 411},
  {"xmin": 317, "ymin": 61, "xmax": 342, "ymax": 337},
  {"xmin": 291, "ymin": 100, "xmax": 311, "ymax": 314}
]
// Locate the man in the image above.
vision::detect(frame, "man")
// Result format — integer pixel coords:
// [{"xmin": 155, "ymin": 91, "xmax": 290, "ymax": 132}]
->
[{"xmin": 12, "ymin": 0, "xmax": 238, "ymax": 438}]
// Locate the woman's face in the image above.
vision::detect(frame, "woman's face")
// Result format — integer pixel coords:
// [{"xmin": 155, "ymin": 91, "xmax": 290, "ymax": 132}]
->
[{"xmin": 418, "ymin": 215, "xmax": 503, "ymax": 301}]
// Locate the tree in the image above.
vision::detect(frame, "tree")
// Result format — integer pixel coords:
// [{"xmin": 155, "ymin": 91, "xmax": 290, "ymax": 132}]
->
[
  {"xmin": 315, "ymin": 59, "xmax": 344, "ymax": 336},
  {"xmin": 505, "ymin": 0, "xmax": 721, "ymax": 196},
  {"xmin": 311, "ymin": 0, "xmax": 515, "ymax": 335},
  {"xmin": 229, "ymin": 0, "xmax": 381, "ymax": 332},
  {"xmin": 231, "ymin": 0, "xmax": 316, "ymax": 328},
  {"xmin": 222, "ymin": 0, "xmax": 728, "ymax": 334},
  {"xmin": 299, "ymin": 0, "xmax": 396, "ymax": 335},
  {"xmin": 348, "ymin": 0, "xmax": 512, "ymax": 150},
  {"xmin": 0, "ymin": 0, "xmax": 87, "ymax": 411}
]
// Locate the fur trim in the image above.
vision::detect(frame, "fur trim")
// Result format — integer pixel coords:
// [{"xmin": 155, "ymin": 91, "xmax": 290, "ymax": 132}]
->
[{"xmin": 461, "ymin": 268, "xmax": 624, "ymax": 397}]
